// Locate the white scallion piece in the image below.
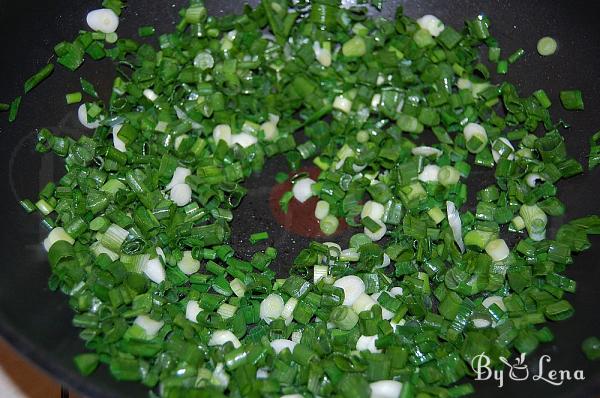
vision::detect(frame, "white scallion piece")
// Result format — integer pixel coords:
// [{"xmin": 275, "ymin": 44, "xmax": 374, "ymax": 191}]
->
[
  {"xmin": 356, "ymin": 335, "xmax": 381, "ymax": 353},
  {"xmin": 229, "ymin": 278, "xmax": 246, "ymax": 298},
  {"xmin": 78, "ymin": 104, "xmax": 101, "ymax": 129},
  {"xmin": 143, "ymin": 89, "xmax": 158, "ymax": 102},
  {"xmin": 256, "ymin": 368, "xmax": 269, "ymax": 379},
  {"xmin": 485, "ymin": 238, "xmax": 510, "ymax": 262},
  {"xmin": 371, "ymin": 93, "xmax": 382, "ymax": 109},
  {"xmin": 370, "ymin": 293, "xmax": 394, "ymax": 320},
  {"xmin": 411, "ymin": 146, "xmax": 442, "ymax": 157},
  {"xmin": 90, "ymin": 242, "xmax": 119, "ymax": 261},
  {"xmin": 211, "ymin": 363, "xmax": 230, "ymax": 388},
  {"xmin": 208, "ymin": 330, "xmax": 241, "ymax": 348},
  {"xmin": 270, "ymin": 339, "xmax": 297, "ymax": 354},
  {"xmin": 361, "ymin": 200, "xmax": 385, "ymax": 221},
  {"xmin": 389, "ymin": 287, "xmax": 404, "ymax": 297},
  {"xmin": 170, "ymin": 183, "xmax": 192, "ymax": 207},
  {"xmin": 213, "ymin": 124, "xmax": 232, "ymax": 145},
  {"xmin": 43, "ymin": 227, "xmax": 74, "ymax": 251},
  {"xmin": 323, "ymin": 242, "xmax": 342, "ymax": 258},
  {"xmin": 177, "ymin": 250, "xmax": 200, "ymax": 275},
  {"xmin": 260, "ymin": 293, "xmax": 285, "ymax": 324},
  {"xmin": 416, "ymin": 15, "xmax": 445, "ymax": 37},
  {"xmin": 174, "ymin": 134, "xmax": 188, "ymax": 150},
  {"xmin": 313, "ymin": 41, "xmax": 332, "ymax": 67},
  {"xmin": 315, "ymin": 200, "xmax": 330, "ymax": 220},
  {"xmin": 155, "ymin": 121, "xmax": 168, "ymax": 133},
  {"xmin": 185, "ymin": 300, "xmax": 202, "ymax": 323},
  {"xmin": 111, "ymin": 124, "xmax": 126, "ymax": 152},
  {"xmin": 217, "ymin": 303, "xmax": 237, "ymax": 319},
  {"xmin": 457, "ymin": 78, "xmax": 473, "ymax": 90},
  {"xmin": 525, "ymin": 173, "xmax": 545, "ymax": 188},
  {"xmin": 418, "ymin": 164, "xmax": 440, "ymax": 183},
  {"xmin": 376, "ymin": 253, "xmax": 391, "ymax": 269},
  {"xmin": 463, "ymin": 122, "xmax": 488, "ymax": 154},
  {"xmin": 446, "ymin": 201, "xmax": 465, "ymax": 252},
  {"xmin": 333, "ymin": 275, "xmax": 365, "ymax": 306},
  {"xmin": 369, "ymin": 380, "xmax": 403, "ymax": 398},
  {"xmin": 193, "ymin": 52, "xmax": 214, "ymax": 70},
  {"xmin": 314, "ymin": 265, "xmax": 328, "ymax": 283},
  {"xmin": 166, "ymin": 167, "xmax": 192, "ymax": 190},
  {"xmin": 86, "ymin": 8, "xmax": 119, "ymax": 34},
  {"xmin": 491, "ymin": 137, "xmax": 515, "ymax": 163},
  {"xmin": 230, "ymin": 132, "xmax": 257, "ymax": 148},
  {"xmin": 340, "ymin": 248, "xmax": 360, "ymax": 262},
  {"xmin": 333, "ymin": 95, "xmax": 353, "ymax": 113},
  {"xmin": 281, "ymin": 297, "xmax": 298, "ymax": 325},
  {"xmin": 352, "ymin": 293, "xmax": 377, "ymax": 314},
  {"xmin": 155, "ymin": 247, "xmax": 166, "ymax": 262},
  {"xmin": 292, "ymin": 178, "xmax": 316, "ymax": 203},
  {"xmin": 133, "ymin": 315, "xmax": 164, "ymax": 339},
  {"xmin": 482, "ymin": 295, "xmax": 507, "ymax": 311},
  {"xmin": 143, "ymin": 257, "xmax": 165, "ymax": 284},
  {"xmin": 281, "ymin": 395, "xmax": 304, "ymax": 398},
  {"xmin": 472, "ymin": 318, "xmax": 491, "ymax": 329},
  {"xmin": 365, "ymin": 218, "xmax": 386, "ymax": 242}
]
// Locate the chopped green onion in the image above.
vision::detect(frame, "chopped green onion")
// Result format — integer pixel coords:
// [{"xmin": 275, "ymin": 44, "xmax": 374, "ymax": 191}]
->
[
  {"xmin": 8, "ymin": 96, "xmax": 21, "ymax": 122},
  {"xmin": 65, "ymin": 92, "xmax": 82, "ymax": 104},
  {"xmin": 320, "ymin": 214, "xmax": 339, "ymax": 236},
  {"xmin": 560, "ymin": 90, "xmax": 584, "ymax": 110},
  {"xmin": 250, "ymin": 231, "xmax": 269, "ymax": 244},
  {"xmin": 24, "ymin": 63, "xmax": 54, "ymax": 93},
  {"xmin": 537, "ymin": 36, "xmax": 558, "ymax": 56},
  {"xmin": 582, "ymin": 337, "xmax": 600, "ymax": 361}
]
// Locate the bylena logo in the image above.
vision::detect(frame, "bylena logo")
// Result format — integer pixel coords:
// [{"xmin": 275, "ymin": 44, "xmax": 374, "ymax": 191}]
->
[{"xmin": 471, "ymin": 352, "xmax": 585, "ymax": 388}]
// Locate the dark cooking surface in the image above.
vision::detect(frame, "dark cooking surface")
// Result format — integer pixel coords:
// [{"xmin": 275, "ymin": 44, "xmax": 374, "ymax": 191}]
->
[{"xmin": 0, "ymin": 0, "xmax": 599, "ymax": 397}]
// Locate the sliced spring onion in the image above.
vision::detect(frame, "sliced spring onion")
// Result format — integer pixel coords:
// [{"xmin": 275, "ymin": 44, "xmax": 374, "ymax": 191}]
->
[
  {"xmin": 369, "ymin": 380, "xmax": 403, "ymax": 398},
  {"xmin": 537, "ymin": 36, "xmax": 558, "ymax": 56},
  {"xmin": 520, "ymin": 204, "xmax": 548, "ymax": 241},
  {"xmin": 356, "ymin": 335, "xmax": 380, "ymax": 353},
  {"xmin": 86, "ymin": 9, "xmax": 120, "ymax": 33},
  {"xmin": 446, "ymin": 201, "xmax": 465, "ymax": 252},
  {"xmin": 208, "ymin": 330, "xmax": 241, "ymax": 349},
  {"xmin": 259, "ymin": 293, "xmax": 285, "ymax": 324},
  {"xmin": 361, "ymin": 201, "xmax": 385, "ymax": 221},
  {"xmin": 43, "ymin": 227, "xmax": 74, "ymax": 251},
  {"xmin": 270, "ymin": 339, "xmax": 297, "ymax": 354},
  {"xmin": 333, "ymin": 275, "xmax": 365, "ymax": 306},
  {"xmin": 314, "ymin": 200, "xmax": 330, "ymax": 220},
  {"xmin": 133, "ymin": 315, "xmax": 164, "ymax": 339},
  {"xmin": 418, "ymin": 164, "xmax": 440, "ymax": 182},
  {"xmin": 24, "ymin": 63, "xmax": 54, "ymax": 93},
  {"xmin": 177, "ymin": 251, "xmax": 200, "ymax": 275},
  {"xmin": 463, "ymin": 122, "xmax": 488, "ymax": 153},
  {"xmin": 170, "ymin": 183, "xmax": 192, "ymax": 207},
  {"xmin": 185, "ymin": 300, "xmax": 202, "ymax": 323},
  {"xmin": 416, "ymin": 14, "xmax": 445, "ymax": 37},
  {"xmin": 229, "ymin": 278, "xmax": 246, "ymax": 298},
  {"xmin": 485, "ymin": 239, "xmax": 510, "ymax": 262},
  {"xmin": 143, "ymin": 258, "xmax": 165, "ymax": 284},
  {"xmin": 292, "ymin": 178, "xmax": 315, "ymax": 203},
  {"xmin": 166, "ymin": 167, "xmax": 191, "ymax": 190},
  {"xmin": 560, "ymin": 90, "xmax": 584, "ymax": 111}
]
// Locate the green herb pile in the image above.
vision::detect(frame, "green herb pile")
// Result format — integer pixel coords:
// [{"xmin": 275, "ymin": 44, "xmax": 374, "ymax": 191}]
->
[{"xmin": 19, "ymin": 0, "xmax": 600, "ymax": 397}]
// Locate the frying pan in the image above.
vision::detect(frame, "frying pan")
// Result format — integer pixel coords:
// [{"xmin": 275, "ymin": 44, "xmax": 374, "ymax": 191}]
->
[{"xmin": 0, "ymin": 0, "xmax": 599, "ymax": 397}]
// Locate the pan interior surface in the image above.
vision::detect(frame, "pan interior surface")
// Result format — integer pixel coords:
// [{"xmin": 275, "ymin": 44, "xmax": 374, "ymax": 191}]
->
[{"xmin": 0, "ymin": 1, "xmax": 599, "ymax": 397}]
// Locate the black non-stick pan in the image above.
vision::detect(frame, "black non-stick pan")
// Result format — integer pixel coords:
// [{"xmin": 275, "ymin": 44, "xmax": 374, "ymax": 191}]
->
[{"xmin": 1, "ymin": 1, "xmax": 599, "ymax": 397}]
